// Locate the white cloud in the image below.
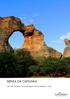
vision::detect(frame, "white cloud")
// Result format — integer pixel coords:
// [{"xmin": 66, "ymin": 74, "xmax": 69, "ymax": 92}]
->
[
  {"xmin": 51, "ymin": 32, "xmax": 70, "ymax": 44},
  {"xmin": 19, "ymin": 13, "xmax": 39, "ymax": 24},
  {"xmin": 23, "ymin": 16, "xmax": 27, "ymax": 19},
  {"xmin": 28, "ymin": 13, "xmax": 39, "ymax": 23},
  {"xmin": 19, "ymin": 16, "xmax": 27, "ymax": 21},
  {"xmin": 33, "ymin": 13, "xmax": 39, "ymax": 17},
  {"xmin": 60, "ymin": 32, "xmax": 70, "ymax": 40},
  {"xmin": 50, "ymin": 40, "xmax": 61, "ymax": 43},
  {"xmin": 28, "ymin": 19, "xmax": 34, "ymax": 23}
]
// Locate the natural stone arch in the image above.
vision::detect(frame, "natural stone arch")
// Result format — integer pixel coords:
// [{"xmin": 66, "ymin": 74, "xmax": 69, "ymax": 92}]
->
[
  {"xmin": 0, "ymin": 16, "xmax": 24, "ymax": 52},
  {"xmin": 0, "ymin": 16, "xmax": 37, "ymax": 52},
  {"xmin": 0, "ymin": 16, "xmax": 62, "ymax": 58}
]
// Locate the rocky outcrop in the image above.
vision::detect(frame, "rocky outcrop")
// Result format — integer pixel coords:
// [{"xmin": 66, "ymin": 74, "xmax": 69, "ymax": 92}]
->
[
  {"xmin": 44, "ymin": 47, "xmax": 62, "ymax": 58},
  {"xmin": 23, "ymin": 25, "xmax": 45, "ymax": 52},
  {"xmin": 63, "ymin": 39, "xmax": 70, "ymax": 57},
  {"xmin": 23, "ymin": 25, "xmax": 62, "ymax": 58},
  {"xmin": 0, "ymin": 16, "xmax": 24, "ymax": 52},
  {"xmin": 0, "ymin": 16, "xmax": 62, "ymax": 58}
]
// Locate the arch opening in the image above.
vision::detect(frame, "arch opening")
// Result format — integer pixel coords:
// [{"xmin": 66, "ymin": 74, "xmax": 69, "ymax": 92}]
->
[{"xmin": 8, "ymin": 31, "xmax": 24, "ymax": 49}]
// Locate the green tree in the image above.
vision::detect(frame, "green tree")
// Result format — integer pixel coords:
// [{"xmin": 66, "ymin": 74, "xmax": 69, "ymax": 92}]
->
[
  {"xmin": 0, "ymin": 52, "xmax": 17, "ymax": 77},
  {"xmin": 14, "ymin": 49, "xmax": 37, "ymax": 77}
]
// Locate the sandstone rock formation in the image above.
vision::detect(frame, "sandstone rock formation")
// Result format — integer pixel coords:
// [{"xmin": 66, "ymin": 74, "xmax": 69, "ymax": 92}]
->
[
  {"xmin": 0, "ymin": 16, "xmax": 62, "ymax": 58},
  {"xmin": 0, "ymin": 16, "xmax": 24, "ymax": 52},
  {"xmin": 23, "ymin": 25, "xmax": 62, "ymax": 58},
  {"xmin": 23, "ymin": 25, "xmax": 45, "ymax": 52},
  {"xmin": 63, "ymin": 39, "xmax": 70, "ymax": 57}
]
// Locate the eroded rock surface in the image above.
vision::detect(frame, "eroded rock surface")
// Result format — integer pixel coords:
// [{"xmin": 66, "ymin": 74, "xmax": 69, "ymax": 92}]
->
[
  {"xmin": 0, "ymin": 16, "xmax": 24, "ymax": 52},
  {"xmin": 23, "ymin": 25, "xmax": 45, "ymax": 52},
  {"xmin": 23, "ymin": 25, "xmax": 62, "ymax": 58},
  {"xmin": 0, "ymin": 16, "xmax": 62, "ymax": 58},
  {"xmin": 63, "ymin": 39, "xmax": 70, "ymax": 57}
]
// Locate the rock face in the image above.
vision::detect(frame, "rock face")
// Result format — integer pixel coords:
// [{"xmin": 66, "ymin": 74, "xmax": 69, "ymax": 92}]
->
[
  {"xmin": 23, "ymin": 25, "xmax": 62, "ymax": 58},
  {"xmin": 0, "ymin": 16, "xmax": 62, "ymax": 58},
  {"xmin": 42, "ymin": 47, "xmax": 62, "ymax": 58},
  {"xmin": 23, "ymin": 25, "xmax": 45, "ymax": 52},
  {"xmin": 0, "ymin": 16, "xmax": 24, "ymax": 52},
  {"xmin": 63, "ymin": 39, "xmax": 70, "ymax": 57}
]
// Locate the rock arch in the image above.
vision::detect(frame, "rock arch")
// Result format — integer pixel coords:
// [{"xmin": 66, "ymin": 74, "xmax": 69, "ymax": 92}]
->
[
  {"xmin": 0, "ymin": 16, "xmax": 24, "ymax": 52},
  {"xmin": 0, "ymin": 16, "xmax": 62, "ymax": 58},
  {"xmin": 0, "ymin": 16, "xmax": 44, "ymax": 53}
]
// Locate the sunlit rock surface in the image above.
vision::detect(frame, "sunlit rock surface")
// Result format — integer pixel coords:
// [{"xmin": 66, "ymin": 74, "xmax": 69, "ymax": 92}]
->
[
  {"xmin": 63, "ymin": 39, "xmax": 70, "ymax": 57},
  {"xmin": 0, "ymin": 16, "xmax": 62, "ymax": 58}
]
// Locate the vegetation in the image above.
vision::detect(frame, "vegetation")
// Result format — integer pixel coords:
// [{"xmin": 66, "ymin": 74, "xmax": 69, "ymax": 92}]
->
[
  {"xmin": 0, "ymin": 50, "xmax": 70, "ymax": 77},
  {"xmin": 0, "ymin": 50, "xmax": 37, "ymax": 77}
]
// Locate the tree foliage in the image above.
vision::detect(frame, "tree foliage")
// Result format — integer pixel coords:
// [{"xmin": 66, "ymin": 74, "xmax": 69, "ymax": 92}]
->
[{"xmin": 0, "ymin": 51, "xmax": 70, "ymax": 77}]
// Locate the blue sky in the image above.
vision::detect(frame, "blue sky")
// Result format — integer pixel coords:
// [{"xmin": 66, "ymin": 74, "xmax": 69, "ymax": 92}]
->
[{"xmin": 0, "ymin": 0, "xmax": 70, "ymax": 53}]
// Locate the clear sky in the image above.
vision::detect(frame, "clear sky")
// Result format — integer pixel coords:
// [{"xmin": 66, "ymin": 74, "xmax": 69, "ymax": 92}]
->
[{"xmin": 0, "ymin": 0, "xmax": 70, "ymax": 53}]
